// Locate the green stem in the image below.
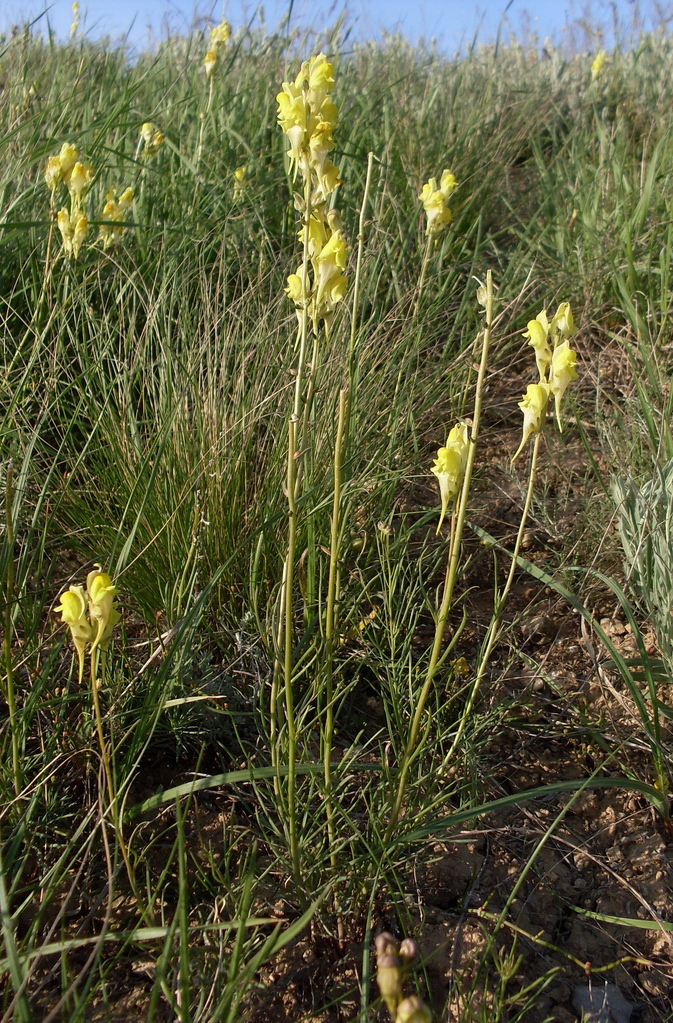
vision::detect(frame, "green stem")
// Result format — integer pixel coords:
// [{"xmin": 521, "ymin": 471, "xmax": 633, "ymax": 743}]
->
[
  {"xmin": 444, "ymin": 430, "xmax": 542, "ymax": 764},
  {"xmin": 89, "ymin": 648, "xmax": 152, "ymax": 925},
  {"xmin": 412, "ymin": 234, "xmax": 433, "ymax": 322},
  {"xmin": 284, "ymin": 415, "xmax": 301, "ymax": 887},
  {"xmin": 344, "ymin": 152, "xmax": 375, "ymax": 453},
  {"xmin": 324, "ymin": 391, "xmax": 346, "ymax": 889},
  {"xmin": 384, "ymin": 270, "xmax": 494, "ymax": 843},
  {"xmin": 4, "ymin": 462, "xmax": 21, "ymax": 798}
]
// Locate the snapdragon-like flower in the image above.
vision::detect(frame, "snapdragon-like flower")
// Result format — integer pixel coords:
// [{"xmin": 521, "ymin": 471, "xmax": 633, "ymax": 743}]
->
[
  {"xmin": 395, "ymin": 996, "xmax": 433, "ymax": 1023},
  {"xmin": 98, "ymin": 186, "xmax": 134, "ymax": 249},
  {"xmin": 549, "ymin": 340, "xmax": 578, "ymax": 428},
  {"xmin": 514, "ymin": 301, "xmax": 579, "ymax": 460},
  {"xmin": 431, "ymin": 422, "xmax": 469, "ymax": 532},
  {"xmin": 591, "ymin": 50, "xmax": 607, "ymax": 81},
  {"xmin": 57, "ymin": 208, "xmax": 88, "ymax": 260},
  {"xmin": 140, "ymin": 122, "xmax": 164, "ymax": 158},
  {"xmin": 278, "ymin": 52, "xmax": 348, "ymax": 333},
  {"xmin": 233, "ymin": 164, "xmax": 246, "ymax": 198},
  {"xmin": 522, "ymin": 310, "xmax": 551, "ymax": 381},
  {"xmin": 203, "ymin": 19, "xmax": 231, "ymax": 77},
  {"xmin": 87, "ymin": 569, "xmax": 120, "ymax": 652},
  {"xmin": 55, "ymin": 568, "xmax": 120, "ymax": 677},
  {"xmin": 55, "ymin": 585, "xmax": 92, "ymax": 672},
  {"xmin": 419, "ymin": 169, "xmax": 458, "ymax": 236},
  {"xmin": 68, "ymin": 160, "xmax": 93, "ymax": 204},
  {"xmin": 512, "ymin": 382, "xmax": 550, "ymax": 462},
  {"xmin": 70, "ymin": 1, "xmax": 79, "ymax": 39},
  {"xmin": 44, "ymin": 142, "xmax": 79, "ymax": 194}
]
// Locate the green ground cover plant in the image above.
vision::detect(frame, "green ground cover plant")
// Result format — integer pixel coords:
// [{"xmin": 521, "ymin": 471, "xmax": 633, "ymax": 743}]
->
[{"xmin": 1, "ymin": 7, "xmax": 672, "ymax": 1020}]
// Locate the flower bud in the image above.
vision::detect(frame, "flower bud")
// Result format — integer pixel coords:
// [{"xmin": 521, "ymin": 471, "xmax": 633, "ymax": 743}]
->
[{"xmin": 395, "ymin": 995, "xmax": 433, "ymax": 1023}]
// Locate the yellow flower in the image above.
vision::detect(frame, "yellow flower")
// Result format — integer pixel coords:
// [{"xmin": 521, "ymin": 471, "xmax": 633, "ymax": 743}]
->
[
  {"xmin": 233, "ymin": 165, "xmax": 246, "ymax": 197},
  {"xmin": 72, "ymin": 214, "xmax": 87, "ymax": 259},
  {"xmin": 117, "ymin": 186, "xmax": 134, "ymax": 210},
  {"xmin": 440, "ymin": 169, "xmax": 458, "ymax": 198},
  {"xmin": 58, "ymin": 142, "xmax": 78, "ymax": 182},
  {"xmin": 68, "ymin": 160, "xmax": 93, "ymax": 201},
  {"xmin": 419, "ymin": 177, "xmax": 453, "ymax": 236},
  {"xmin": 430, "ymin": 421, "xmax": 469, "ymax": 532},
  {"xmin": 87, "ymin": 569, "xmax": 120, "ymax": 652},
  {"xmin": 549, "ymin": 301, "xmax": 575, "ymax": 340},
  {"xmin": 55, "ymin": 585, "xmax": 93, "ymax": 667},
  {"xmin": 209, "ymin": 19, "xmax": 231, "ymax": 47},
  {"xmin": 307, "ymin": 52, "xmax": 335, "ymax": 107},
  {"xmin": 314, "ymin": 231, "xmax": 347, "ymax": 309},
  {"xmin": 549, "ymin": 340, "xmax": 578, "ymax": 429},
  {"xmin": 512, "ymin": 382, "xmax": 550, "ymax": 462},
  {"xmin": 70, "ymin": 0, "xmax": 79, "ymax": 38},
  {"xmin": 395, "ymin": 996, "xmax": 433, "ymax": 1023},
  {"xmin": 591, "ymin": 50, "xmax": 606, "ymax": 81},
  {"xmin": 522, "ymin": 310, "xmax": 551, "ymax": 381},
  {"xmin": 285, "ymin": 272, "xmax": 304, "ymax": 305},
  {"xmin": 140, "ymin": 123, "xmax": 163, "ymax": 156},
  {"xmin": 44, "ymin": 156, "xmax": 62, "ymax": 192},
  {"xmin": 203, "ymin": 49, "xmax": 218, "ymax": 77}
]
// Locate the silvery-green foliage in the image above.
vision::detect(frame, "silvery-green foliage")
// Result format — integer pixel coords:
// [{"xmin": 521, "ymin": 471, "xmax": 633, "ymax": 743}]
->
[{"xmin": 612, "ymin": 460, "xmax": 673, "ymax": 659}]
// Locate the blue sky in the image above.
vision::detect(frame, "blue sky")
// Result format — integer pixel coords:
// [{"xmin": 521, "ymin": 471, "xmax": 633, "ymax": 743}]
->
[{"xmin": 1, "ymin": 0, "xmax": 661, "ymax": 53}]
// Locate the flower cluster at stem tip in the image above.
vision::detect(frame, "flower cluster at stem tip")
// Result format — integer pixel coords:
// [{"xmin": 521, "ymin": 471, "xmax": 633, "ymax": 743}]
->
[
  {"xmin": 203, "ymin": 19, "xmax": 231, "ymax": 78},
  {"xmin": 55, "ymin": 568, "xmax": 120, "ymax": 671},
  {"xmin": 591, "ymin": 49, "xmax": 607, "ymax": 81},
  {"xmin": 419, "ymin": 169, "xmax": 458, "ymax": 236},
  {"xmin": 430, "ymin": 421, "xmax": 469, "ymax": 533},
  {"xmin": 512, "ymin": 302, "xmax": 579, "ymax": 461},
  {"xmin": 45, "ymin": 143, "xmax": 134, "ymax": 259},
  {"xmin": 278, "ymin": 53, "xmax": 348, "ymax": 335},
  {"xmin": 139, "ymin": 122, "xmax": 164, "ymax": 158}
]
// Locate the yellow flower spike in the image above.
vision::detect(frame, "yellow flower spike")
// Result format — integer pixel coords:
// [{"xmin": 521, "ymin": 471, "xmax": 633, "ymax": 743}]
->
[
  {"xmin": 430, "ymin": 422, "xmax": 469, "ymax": 533},
  {"xmin": 550, "ymin": 301, "xmax": 575, "ymax": 340},
  {"xmin": 209, "ymin": 19, "xmax": 231, "ymax": 47},
  {"xmin": 549, "ymin": 340, "xmax": 578, "ymax": 430},
  {"xmin": 522, "ymin": 311, "xmax": 551, "ymax": 381},
  {"xmin": 58, "ymin": 142, "xmax": 78, "ymax": 180},
  {"xmin": 591, "ymin": 49, "xmax": 606, "ymax": 81},
  {"xmin": 54, "ymin": 584, "xmax": 93, "ymax": 682},
  {"xmin": 419, "ymin": 176, "xmax": 453, "ymax": 236},
  {"xmin": 70, "ymin": 0, "xmax": 79, "ymax": 39},
  {"xmin": 440, "ymin": 169, "xmax": 458, "ymax": 198},
  {"xmin": 512, "ymin": 382, "xmax": 550, "ymax": 463},
  {"xmin": 86, "ymin": 569, "xmax": 120, "ymax": 653},
  {"xmin": 44, "ymin": 156, "xmax": 62, "ymax": 192}
]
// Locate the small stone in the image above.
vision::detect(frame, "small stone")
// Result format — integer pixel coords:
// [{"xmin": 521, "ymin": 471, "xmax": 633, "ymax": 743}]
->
[{"xmin": 572, "ymin": 983, "xmax": 634, "ymax": 1023}]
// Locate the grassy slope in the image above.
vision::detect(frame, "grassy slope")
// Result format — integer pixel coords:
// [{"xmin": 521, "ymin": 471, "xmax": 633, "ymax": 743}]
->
[{"xmin": 0, "ymin": 19, "xmax": 672, "ymax": 1021}]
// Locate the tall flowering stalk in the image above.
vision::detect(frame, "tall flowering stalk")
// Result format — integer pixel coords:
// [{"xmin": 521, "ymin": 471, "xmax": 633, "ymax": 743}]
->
[
  {"xmin": 197, "ymin": 19, "xmax": 231, "ymax": 170},
  {"xmin": 54, "ymin": 568, "xmax": 148, "ymax": 916},
  {"xmin": 385, "ymin": 273, "xmax": 492, "ymax": 842},
  {"xmin": 273, "ymin": 53, "xmax": 349, "ymax": 891},
  {"xmin": 414, "ymin": 169, "xmax": 458, "ymax": 317},
  {"xmin": 443, "ymin": 301, "xmax": 579, "ymax": 764}
]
